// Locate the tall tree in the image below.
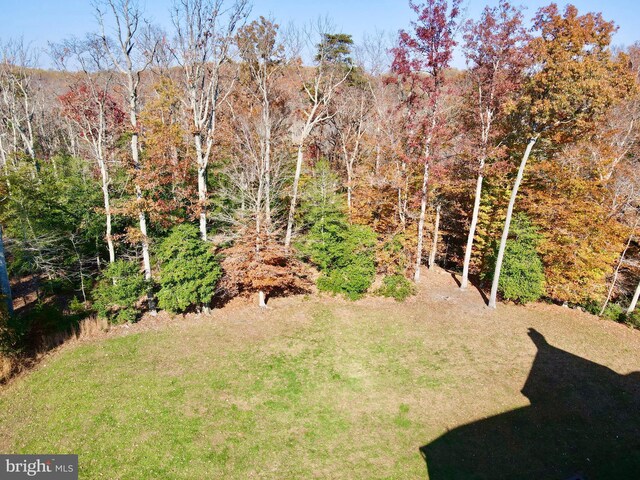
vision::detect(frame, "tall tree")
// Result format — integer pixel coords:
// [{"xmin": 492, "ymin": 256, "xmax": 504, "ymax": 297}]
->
[
  {"xmin": 332, "ymin": 84, "xmax": 370, "ymax": 215},
  {"xmin": 0, "ymin": 39, "xmax": 39, "ymax": 172},
  {"xmin": 0, "ymin": 225, "xmax": 13, "ymax": 315},
  {"xmin": 488, "ymin": 4, "xmax": 635, "ymax": 308},
  {"xmin": 170, "ymin": 0, "xmax": 249, "ymax": 240},
  {"xmin": 138, "ymin": 78, "xmax": 193, "ymax": 226},
  {"xmin": 56, "ymin": 38, "xmax": 126, "ymax": 264},
  {"xmin": 390, "ymin": 0, "xmax": 461, "ymax": 282},
  {"xmin": 283, "ymin": 24, "xmax": 352, "ymax": 248},
  {"xmin": 235, "ymin": 16, "xmax": 288, "ymax": 236},
  {"xmin": 460, "ymin": 0, "xmax": 529, "ymax": 290},
  {"xmin": 629, "ymin": 278, "xmax": 640, "ymax": 315},
  {"xmin": 96, "ymin": 0, "xmax": 158, "ymax": 284}
]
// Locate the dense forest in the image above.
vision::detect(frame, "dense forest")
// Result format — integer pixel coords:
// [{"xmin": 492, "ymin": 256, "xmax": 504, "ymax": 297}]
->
[{"xmin": 1, "ymin": 0, "xmax": 639, "ymax": 370}]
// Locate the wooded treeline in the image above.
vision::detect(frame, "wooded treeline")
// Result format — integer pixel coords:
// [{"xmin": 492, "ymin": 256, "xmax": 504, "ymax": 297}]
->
[{"xmin": 1, "ymin": 0, "xmax": 640, "ymax": 356}]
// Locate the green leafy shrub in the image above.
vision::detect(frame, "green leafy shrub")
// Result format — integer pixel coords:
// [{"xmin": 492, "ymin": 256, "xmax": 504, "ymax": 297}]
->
[
  {"xmin": 627, "ymin": 309, "xmax": 640, "ymax": 329},
  {"xmin": 317, "ymin": 260, "xmax": 374, "ymax": 301},
  {"xmin": 580, "ymin": 298, "xmax": 601, "ymax": 315},
  {"xmin": 68, "ymin": 296, "xmax": 87, "ymax": 315},
  {"xmin": 296, "ymin": 161, "xmax": 377, "ymax": 300},
  {"xmin": 378, "ymin": 233, "xmax": 412, "ymax": 275},
  {"xmin": 483, "ymin": 213, "xmax": 545, "ymax": 304},
  {"xmin": 377, "ymin": 275, "xmax": 417, "ymax": 302},
  {"xmin": 302, "ymin": 221, "xmax": 376, "ymax": 300},
  {"xmin": 156, "ymin": 224, "xmax": 222, "ymax": 313},
  {"xmin": 92, "ymin": 260, "xmax": 147, "ymax": 324},
  {"xmin": 0, "ymin": 297, "xmax": 26, "ymax": 356},
  {"xmin": 602, "ymin": 303, "xmax": 625, "ymax": 323}
]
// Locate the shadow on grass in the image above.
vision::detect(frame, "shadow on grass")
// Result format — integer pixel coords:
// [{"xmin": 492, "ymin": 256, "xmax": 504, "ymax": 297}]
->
[{"xmin": 420, "ymin": 328, "xmax": 640, "ymax": 480}]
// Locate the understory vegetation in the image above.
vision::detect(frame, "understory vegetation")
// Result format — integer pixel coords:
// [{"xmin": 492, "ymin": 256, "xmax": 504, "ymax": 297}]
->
[{"xmin": 483, "ymin": 214, "xmax": 546, "ymax": 305}]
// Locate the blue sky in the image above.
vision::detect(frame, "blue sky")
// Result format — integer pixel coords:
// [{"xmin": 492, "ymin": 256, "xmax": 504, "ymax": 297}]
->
[{"xmin": 1, "ymin": 0, "xmax": 638, "ymax": 68}]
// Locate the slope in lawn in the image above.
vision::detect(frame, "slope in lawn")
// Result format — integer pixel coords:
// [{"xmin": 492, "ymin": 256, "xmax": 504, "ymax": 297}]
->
[{"xmin": 1, "ymin": 270, "xmax": 639, "ymax": 479}]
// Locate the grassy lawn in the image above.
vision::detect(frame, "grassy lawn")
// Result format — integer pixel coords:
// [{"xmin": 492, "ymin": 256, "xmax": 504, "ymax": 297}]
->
[{"xmin": 1, "ymin": 272, "xmax": 640, "ymax": 479}]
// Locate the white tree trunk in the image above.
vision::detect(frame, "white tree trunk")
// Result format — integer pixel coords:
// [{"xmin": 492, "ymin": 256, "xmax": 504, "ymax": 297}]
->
[
  {"xmin": 264, "ymin": 130, "xmax": 272, "ymax": 228},
  {"xmin": 195, "ymin": 134, "xmax": 208, "ymax": 241},
  {"xmin": 133, "ymin": 144, "xmax": 156, "ymax": 315},
  {"xmin": 98, "ymin": 158, "xmax": 115, "ymax": 263},
  {"xmin": 628, "ymin": 279, "xmax": 640, "ymax": 315},
  {"xmin": 258, "ymin": 290, "xmax": 267, "ymax": 308},
  {"xmin": 131, "ymin": 131, "xmax": 152, "ymax": 281},
  {"xmin": 461, "ymin": 159, "xmax": 485, "ymax": 289},
  {"xmin": 346, "ymin": 167, "xmax": 353, "ymax": 214},
  {"xmin": 414, "ymin": 161, "xmax": 430, "ymax": 282},
  {"xmin": 600, "ymin": 225, "xmax": 635, "ymax": 316},
  {"xmin": 489, "ymin": 136, "xmax": 538, "ymax": 309},
  {"xmin": 429, "ymin": 204, "xmax": 441, "ymax": 270},
  {"xmin": 398, "ymin": 160, "xmax": 407, "ymax": 229},
  {"xmin": 256, "ymin": 155, "xmax": 265, "ymax": 238},
  {"xmin": 263, "ymin": 96, "xmax": 272, "ymax": 229},
  {"xmin": 375, "ymin": 124, "xmax": 381, "ymax": 175},
  {"xmin": 284, "ymin": 144, "xmax": 304, "ymax": 248}
]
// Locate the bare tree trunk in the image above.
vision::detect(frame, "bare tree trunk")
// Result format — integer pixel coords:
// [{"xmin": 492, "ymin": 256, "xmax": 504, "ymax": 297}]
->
[
  {"xmin": 600, "ymin": 223, "xmax": 636, "ymax": 315},
  {"xmin": 414, "ymin": 161, "xmax": 430, "ymax": 282},
  {"xmin": 98, "ymin": 157, "xmax": 115, "ymax": 263},
  {"xmin": 0, "ymin": 136, "xmax": 10, "ymax": 191},
  {"xmin": 170, "ymin": 0, "xmax": 248, "ymax": 243},
  {"xmin": 628, "ymin": 279, "xmax": 640, "ymax": 315},
  {"xmin": 195, "ymin": 134, "xmax": 208, "ymax": 241},
  {"xmin": 429, "ymin": 204, "xmax": 441, "ymax": 270},
  {"xmin": 346, "ymin": 165, "xmax": 353, "ymax": 214},
  {"xmin": 131, "ymin": 129, "xmax": 151, "ymax": 281},
  {"xmin": 126, "ymin": 79, "xmax": 151, "ymax": 280},
  {"xmin": 22, "ymin": 92, "xmax": 36, "ymax": 163},
  {"xmin": 256, "ymin": 154, "xmax": 265, "ymax": 238},
  {"xmin": 397, "ymin": 186, "xmax": 404, "ymax": 228},
  {"xmin": 375, "ymin": 124, "xmax": 381, "ymax": 175},
  {"xmin": 264, "ymin": 132, "xmax": 271, "ymax": 228},
  {"xmin": 489, "ymin": 135, "xmax": 538, "ymax": 309},
  {"xmin": 70, "ymin": 235, "xmax": 87, "ymax": 303},
  {"xmin": 398, "ymin": 160, "xmax": 407, "ymax": 230},
  {"xmin": 461, "ymin": 158, "xmax": 485, "ymax": 289},
  {"xmin": 96, "ymin": 0, "xmax": 160, "ymax": 311},
  {"xmin": 131, "ymin": 125, "xmax": 156, "ymax": 315},
  {"xmin": 258, "ymin": 290, "xmax": 267, "ymax": 308},
  {"xmin": 284, "ymin": 144, "xmax": 304, "ymax": 248}
]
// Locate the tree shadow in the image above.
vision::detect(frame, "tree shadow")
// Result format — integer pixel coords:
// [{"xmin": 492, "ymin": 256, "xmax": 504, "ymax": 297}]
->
[
  {"xmin": 449, "ymin": 271, "xmax": 490, "ymax": 305},
  {"xmin": 420, "ymin": 328, "xmax": 640, "ymax": 479},
  {"xmin": 474, "ymin": 283, "xmax": 489, "ymax": 305}
]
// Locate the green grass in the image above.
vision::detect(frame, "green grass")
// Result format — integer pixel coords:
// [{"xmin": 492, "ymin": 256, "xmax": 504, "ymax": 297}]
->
[
  {"xmin": 0, "ymin": 305, "xmax": 451, "ymax": 478},
  {"xmin": 1, "ymin": 293, "xmax": 639, "ymax": 479}
]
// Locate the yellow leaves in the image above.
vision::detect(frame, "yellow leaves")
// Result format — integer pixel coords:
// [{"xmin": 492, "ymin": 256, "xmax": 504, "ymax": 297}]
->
[
  {"xmin": 522, "ymin": 4, "xmax": 635, "ymax": 141},
  {"xmin": 522, "ymin": 158, "xmax": 627, "ymax": 303}
]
